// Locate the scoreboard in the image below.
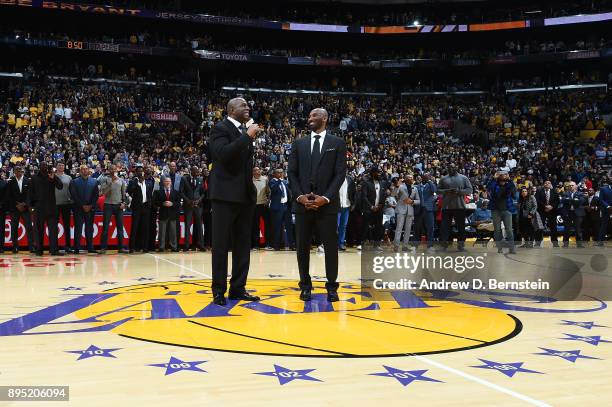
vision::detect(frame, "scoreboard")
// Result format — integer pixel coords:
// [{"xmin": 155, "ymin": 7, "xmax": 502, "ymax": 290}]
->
[{"xmin": 58, "ymin": 40, "xmax": 120, "ymax": 52}]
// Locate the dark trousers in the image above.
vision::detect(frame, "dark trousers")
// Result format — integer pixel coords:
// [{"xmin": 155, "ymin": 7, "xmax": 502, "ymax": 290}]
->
[
  {"xmin": 536, "ymin": 210, "xmax": 558, "ymax": 243},
  {"xmin": 362, "ymin": 211, "xmax": 384, "ymax": 244},
  {"xmin": 57, "ymin": 204, "xmax": 73, "ymax": 251},
  {"xmin": 130, "ymin": 205, "xmax": 151, "ymax": 251},
  {"xmin": 74, "ymin": 209, "xmax": 95, "ymax": 251},
  {"xmin": 203, "ymin": 207, "xmax": 212, "ymax": 247},
  {"xmin": 412, "ymin": 211, "xmax": 435, "ymax": 247},
  {"xmin": 183, "ymin": 207, "xmax": 205, "ymax": 250},
  {"xmin": 346, "ymin": 210, "xmax": 362, "ymax": 246},
  {"xmin": 10, "ymin": 210, "xmax": 34, "ymax": 250},
  {"xmin": 583, "ymin": 211, "xmax": 601, "ymax": 243},
  {"xmin": 563, "ymin": 212, "xmax": 584, "ymax": 246},
  {"xmin": 211, "ymin": 200, "xmax": 254, "ymax": 295},
  {"xmin": 101, "ymin": 204, "xmax": 125, "ymax": 250},
  {"xmin": 599, "ymin": 209, "xmax": 610, "ymax": 243},
  {"xmin": 271, "ymin": 206, "xmax": 294, "ymax": 249},
  {"xmin": 518, "ymin": 215, "xmax": 535, "ymax": 244},
  {"xmin": 252, "ymin": 204, "xmax": 269, "ymax": 248},
  {"xmin": 440, "ymin": 209, "xmax": 466, "ymax": 248},
  {"xmin": 0, "ymin": 210, "xmax": 5, "ymax": 250},
  {"xmin": 147, "ymin": 208, "xmax": 157, "ymax": 251},
  {"xmin": 295, "ymin": 210, "xmax": 339, "ymax": 291},
  {"xmin": 33, "ymin": 209, "xmax": 59, "ymax": 253}
]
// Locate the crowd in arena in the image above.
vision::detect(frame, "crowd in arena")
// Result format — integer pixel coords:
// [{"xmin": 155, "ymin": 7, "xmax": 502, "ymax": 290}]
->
[
  {"xmin": 85, "ymin": 0, "xmax": 612, "ymax": 26},
  {"xmin": 0, "ymin": 75, "xmax": 610, "ymax": 254}
]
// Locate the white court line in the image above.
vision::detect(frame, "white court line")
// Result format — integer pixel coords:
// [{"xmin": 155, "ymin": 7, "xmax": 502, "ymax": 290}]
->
[
  {"xmin": 146, "ymin": 253, "xmax": 212, "ymax": 278},
  {"xmin": 146, "ymin": 253, "xmax": 550, "ymax": 406},
  {"xmin": 413, "ymin": 355, "xmax": 551, "ymax": 406}
]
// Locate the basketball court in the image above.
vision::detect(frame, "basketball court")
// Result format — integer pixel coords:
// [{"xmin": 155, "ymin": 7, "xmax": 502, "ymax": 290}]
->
[{"xmin": 0, "ymin": 247, "xmax": 610, "ymax": 406}]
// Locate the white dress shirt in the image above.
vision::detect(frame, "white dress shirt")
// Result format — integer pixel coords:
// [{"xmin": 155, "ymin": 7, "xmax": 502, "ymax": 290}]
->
[
  {"xmin": 339, "ymin": 178, "xmax": 350, "ymax": 208},
  {"xmin": 310, "ymin": 130, "xmax": 327, "ymax": 153},
  {"xmin": 279, "ymin": 181, "xmax": 288, "ymax": 204},
  {"xmin": 227, "ymin": 116, "xmax": 242, "ymax": 129},
  {"xmin": 139, "ymin": 180, "xmax": 147, "ymax": 203},
  {"xmin": 374, "ymin": 181, "xmax": 381, "ymax": 207},
  {"xmin": 16, "ymin": 176, "xmax": 23, "ymax": 193}
]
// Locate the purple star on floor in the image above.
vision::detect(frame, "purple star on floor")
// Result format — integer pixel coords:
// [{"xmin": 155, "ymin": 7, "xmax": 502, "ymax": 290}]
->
[
  {"xmin": 560, "ymin": 333, "xmax": 612, "ymax": 346},
  {"xmin": 254, "ymin": 364, "xmax": 322, "ymax": 385},
  {"xmin": 66, "ymin": 345, "xmax": 121, "ymax": 360},
  {"xmin": 60, "ymin": 286, "xmax": 83, "ymax": 291},
  {"xmin": 369, "ymin": 366, "xmax": 443, "ymax": 386},
  {"xmin": 471, "ymin": 359, "xmax": 543, "ymax": 377},
  {"xmin": 149, "ymin": 356, "xmax": 207, "ymax": 375},
  {"xmin": 561, "ymin": 320, "xmax": 608, "ymax": 330},
  {"xmin": 135, "ymin": 277, "xmax": 154, "ymax": 281},
  {"xmin": 97, "ymin": 281, "xmax": 118, "ymax": 285},
  {"xmin": 534, "ymin": 348, "xmax": 601, "ymax": 363}
]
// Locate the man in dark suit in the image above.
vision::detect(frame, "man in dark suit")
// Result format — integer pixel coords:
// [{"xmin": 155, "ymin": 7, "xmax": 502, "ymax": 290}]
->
[
  {"xmin": 583, "ymin": 187, "xmax": 600, "ymax": 244},
  {"xmin": 127, "ymin": 165, "xmax": 154, "ymax": 253},
  {"xmin": 144, "ymin": 166, "xmax": 157, "ymax": 252},
  {"xmin": 361, "ymin": 167, "xmax": 386, "ymax": 251},
  {"xmin": 69, "ymin": 165, "xmax": 99, "ymax": 254},
  {"xmin": 167, "ymin": 161, "xmax": 182, "ymax": 248},
  {"xmin": 208, "ymin": 97, "xmax": 261, "ymax": 305},
  {"xmin": 560, "ymin": 181, "xmax": 586, "ymax": 248},
  {"xmin": 0, "ymin": 173, "xmax": 8, "ymax": 253},
  {"xmin": 6, "ymin": 166, "xmax": 35, "ymax": 253},
  {"xmin": 269, "ymin": 168, "xmax": 294, "ymax": 251},
  {"xmin": 535, "ymin": 180, "xmax": 560, "ymax": 247},
  {"xmin": 598, "ymin": 177, "xmax": 612, "ymax": 246},
  {"xmin": 180, "ymin": 165, "xmax": 206, "ymax": 251},
  {"xmin": 288, "ymin": 108, "xmax": 347, "ymax": 302},
  {"xmin": 154, "ymin": 176, "xmax": 181, "ymax": 251},
  {"xmin": 29, "ymin": 162, "xmax": 64, "ymax": 256}
]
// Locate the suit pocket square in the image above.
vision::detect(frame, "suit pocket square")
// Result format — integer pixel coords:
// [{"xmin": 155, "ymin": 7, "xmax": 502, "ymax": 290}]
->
[{"xmin": 325, "ymin": 148, "xmax": 336, "ymax": 152}]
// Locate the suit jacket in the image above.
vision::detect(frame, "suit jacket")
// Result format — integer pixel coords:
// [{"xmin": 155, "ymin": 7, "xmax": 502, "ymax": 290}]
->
[
  {"xmin": 208, "ymin": 118, "xmax": 256, "ymax": 204},
  {"xmin": 167, "ymin": 172, "xmax": 182, "ymax": 192},
  {"xmin": 180, "ymin": 174, "xmax": 205, "ymax": 208},
  {"xmin": 154, "ymin": 188, "xmax": 181, "ymax": 220},
  {"xmin": 288, "ymin": 133, "xmax": 347, "ymax": 214},
  {"xmin": 560, "ymin": 191, "xmax": 586, "ymax": 217},
  {"xmin": 361, "ymin": 178, "xmax": 387, "ymax": 215},
  {"xmin": 535, "ymin": 188, "xmax": 560, "ymax": 213},
  {"xmin": 127, "ymin": 177, "xmax": 154, "ymax": 210},
  {"xmin": 269, "ymin": 178, "xmax": 291, "ymax": 211},
  {"xmin": 599, "ymin": 185, "xmax": 612, "ymax": 210},
  {"xmin": 0, "ymin": 179, "xmax": 7, "ymax": 212},
  {"xmin": 394, "ymin": 183, "xmax": 421, "ymax": 216},
  {"xmin": 584, "ymin": 195, "xmax": 600, "ymax": 216},
  {"xmin": 419, "ymin": 181, "xmax": 437, "ymax": 212},
  {"xmin": 29, "ymin": 173, "xmax": 63, "ymax": 214},
  {"xmin": 69, "ymin": 176, "xmax": 99, "ymax": 209},
  {"xmin": 6, "ymin": 176, "xmax": 30, "ymax": 211}
]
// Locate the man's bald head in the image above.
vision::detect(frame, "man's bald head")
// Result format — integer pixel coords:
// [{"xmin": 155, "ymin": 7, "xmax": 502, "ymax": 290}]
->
[
  {"xmin": 307, "ymin": 108, "xmax": 328, "ymax": 133},
  {"xmin": 227, "ymin": 97, "xmax": 250, "ymax": 123}
]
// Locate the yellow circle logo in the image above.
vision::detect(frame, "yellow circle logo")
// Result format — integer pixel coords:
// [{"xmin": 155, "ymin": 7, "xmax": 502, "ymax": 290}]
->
[{"xmin": 77, "ymin": 279, "xmax": 520, "ymax": 357}]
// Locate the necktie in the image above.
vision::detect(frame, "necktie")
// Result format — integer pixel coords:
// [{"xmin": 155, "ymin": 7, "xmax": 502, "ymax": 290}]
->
[
  {"xmin": 310, "ymin": 135, "xmax": 321, "ymax": 187},
  {"xmin": 166, "ymin": 189, "xmax": 170, "ymax": 201},
  {"xmin": 545, "ymin": 189, "xmax": 550, "ymax": 204}
]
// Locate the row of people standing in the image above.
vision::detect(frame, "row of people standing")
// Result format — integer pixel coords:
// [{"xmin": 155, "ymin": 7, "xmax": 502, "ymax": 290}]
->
[{"xmin": 0, "ymin": 162, "xmax": 214, "ymax": 254}]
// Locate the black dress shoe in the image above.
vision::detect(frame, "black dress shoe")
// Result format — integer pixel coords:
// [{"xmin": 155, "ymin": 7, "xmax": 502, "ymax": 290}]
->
[
  {"xmin": 50, "ymin": 251, "xmax": 64, "ymax": 256},
  {"xmin": 228, "ymin": 291, "xmax": 260, "ymax": 301},
  {"xmin": 213, "ymin": 293, "xmax": 227, "ymax": 306},
  {"xmin": 12, "ymin": 248, "xmax": 18, "ymax": 254},
  {"xmin": 299, "ymin": 289, "xmax": 312, "ymax": 301},
  {"xmin": 327, "ymin": 290, "xmax": 339, "ymax": 302}
]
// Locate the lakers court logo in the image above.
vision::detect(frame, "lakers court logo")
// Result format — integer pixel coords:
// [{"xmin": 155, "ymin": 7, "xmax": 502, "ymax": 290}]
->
[{"xmin": 0, "ymin": 279, "xmax": 545, "ymax": 357}]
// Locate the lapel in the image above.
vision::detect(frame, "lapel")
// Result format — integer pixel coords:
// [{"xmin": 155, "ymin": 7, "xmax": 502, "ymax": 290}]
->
[
  {"xmin": 303, "ymin": 135, "xmax": 312, "ymax": 171},
  {"xmin": 225, "ymin": 118, "xmax": 242, "ymax": 139},
  {"xmin": 318, "ymin": 135, "xmax": 333, "ymax": 165}
]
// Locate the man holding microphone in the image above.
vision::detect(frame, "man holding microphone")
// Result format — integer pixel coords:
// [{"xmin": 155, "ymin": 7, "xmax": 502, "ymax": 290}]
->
[{"xmin": 208, "ymin": 97, "xmax": 261, "ymax": 306}]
